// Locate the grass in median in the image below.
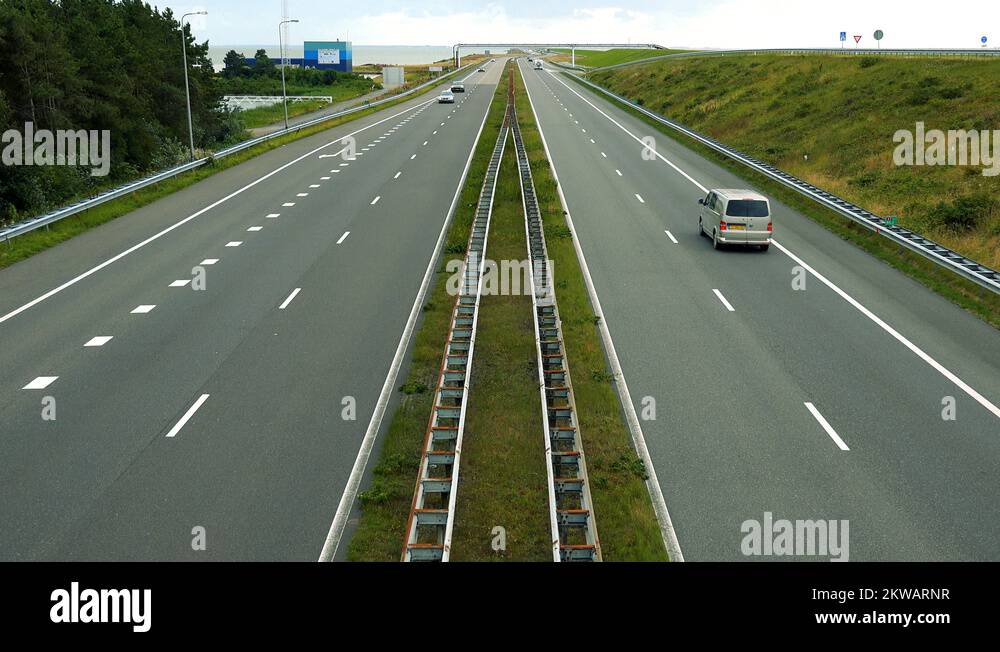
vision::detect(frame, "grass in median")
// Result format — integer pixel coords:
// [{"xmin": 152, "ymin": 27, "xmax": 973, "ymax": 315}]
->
[
  {"xmin": 562, "ymin": 72, "xmax": 1000, "ymax": 330},
  {"xmin": 449, "ymin": 127, "xmax": 552, "ymax": 562},
  {"xmin": 236, "ymin": 99, "xmax": 331, "ymax": 130},
  {"xmin": 0, "ymin": 78, "xmax": 458, "ymax": 272},
  {"xmin": 346, "ymin": 66, "xmax": 511, "ymax": 562},
  {"xmin": 514, "ymin": 65, "xmax": 669, "ymax": 561}
]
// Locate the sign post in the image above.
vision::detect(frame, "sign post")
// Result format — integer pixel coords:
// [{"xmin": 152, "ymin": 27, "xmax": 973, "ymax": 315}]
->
[{"xmin": 853, "ymin": 35, "xmax": 862, "ymax": 49}]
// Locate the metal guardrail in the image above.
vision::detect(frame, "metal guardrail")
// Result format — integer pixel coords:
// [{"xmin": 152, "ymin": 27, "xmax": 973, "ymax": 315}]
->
[
  {"xmin": 222, "ymin": 95, "xmax": 333, "ymax": 110},
  {"xmin": 401, "ymin": 84, "xmax": 512, "ymax": 563},
  {"xmin": 579, "ymin": 48, "xmax": 1000, "ymax": 72},
  {"xmin": 511, "ymin": 72, "xmax": 601, "ymax": 562},
  {"xmin": 559, "ymin": 71, "xmax": 1000, "ymax": 296},
  {"xmin": 0, "ymin": 62, "xmax": 484, "ymax": 246}
]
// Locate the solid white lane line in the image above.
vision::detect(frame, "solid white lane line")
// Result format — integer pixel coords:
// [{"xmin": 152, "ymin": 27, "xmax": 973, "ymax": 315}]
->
[
  {"xmin": 165, "ymin": 394, "xmax": 210, "ymax": 438},
  {"xmin": 278, "ymin": 288, "xmax": 301, "ymax": 310},
  {"xmin": 713, "ymin": 289, "xmax": 735, "ymax": 311},
  {"xmin": 635, "ymin": 193, "xmax": 645, "ymax": 203},
  {"xmin": 247, "ymin": 226, "xmax": 263, "ymax": 232},
  {"xmin": 805, "ymin": 402, "xmax": 850, "ymax": 451},
  {"xmin": 664, "ymin": 230, "xmax": 678, "ymax": 244},
  {"xmin": 371, "ymin": 196, "xmax": 381, "ymax": 205},
  {"xmin": 131, "ymin": 305, "xmax": 155, "ymax": 314},
  {"xmin": 337, "ymin": 231, "xmax": 350, "ymax": 244},
  {"xmin": 0, "ymin": 99, "xmax": 436, "ymax": 326},
  {"xmin": 84, "ymin": 336, "xmax": 113, "ymax": 347},
  {"xmin": 394, "ymin": 171, "xmax": 401, "ymax": 179},
  {"xmin": 169, "ymin": 279, "xmax": 191, "ymax": 287},
  {"xmin": 319, "ymin": 81, "xmax": 495, "ymax": 563},
  {"xmin": 546, "ymin": 70, "xmax": 710, "ymax": 193},
  {"xmin": 23, "ymin": 376, "xmax": 58, "ymax": 390},
  {"xmin": 773, "ymin": 240, "xmax": 1000, "ymax": 420},
  {"xmin": 200, "ymin": 258, "xmax": 219, "ymax": 265},
  {"xmin": 225, "ymin": 241, "xmax": 242, "ymax": 247},
  {"xmin": 516, "ymin": 58, "xmax": 684, "ymax": 561}
]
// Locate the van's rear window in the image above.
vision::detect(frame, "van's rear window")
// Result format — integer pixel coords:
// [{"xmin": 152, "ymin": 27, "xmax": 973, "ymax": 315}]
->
[{"xmin": 726, "ymin": 200, "xmax": 769, "ymax": 217}]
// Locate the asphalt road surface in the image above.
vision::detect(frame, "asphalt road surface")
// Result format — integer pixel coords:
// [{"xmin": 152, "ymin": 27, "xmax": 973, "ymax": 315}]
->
[
  {"xmin": 518, "ymin": 58, "xmax": 1000, "ymax": 561},
  {"xmin": 0, "ymin": 60, "xmax": 506, "ymax": 560}
]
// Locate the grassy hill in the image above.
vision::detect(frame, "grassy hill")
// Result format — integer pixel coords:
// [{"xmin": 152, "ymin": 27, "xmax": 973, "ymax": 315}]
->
[
  {"xmin": 590, "ymin": 54, "xmax": 1000, "ymax": 269},
  {"xmin": 551, "ymin": 48, "xmax": 688, "ymax": 68}
]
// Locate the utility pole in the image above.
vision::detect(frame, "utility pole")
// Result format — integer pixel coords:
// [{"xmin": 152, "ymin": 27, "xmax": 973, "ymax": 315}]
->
[
  {"xmin": 279, "ymin": 18, "xmax": 300, "ymax": 131},
  {"xmin": 180, "ymin": 11, "xmax": 207, "ymax": 161}
]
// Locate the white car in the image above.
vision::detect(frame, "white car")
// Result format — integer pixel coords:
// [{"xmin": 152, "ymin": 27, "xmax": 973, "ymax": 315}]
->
[
  {"xmin": 698, "ymin": 189, "xmax": 773, "ymax": 251},
  {"xmin": 438, "ymin": 91, "xmax": 455, "ymax": 104}
]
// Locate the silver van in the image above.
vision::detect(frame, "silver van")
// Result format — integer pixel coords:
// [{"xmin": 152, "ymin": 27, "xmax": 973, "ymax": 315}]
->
[{"xmin": 698, "ymin": 189, "xmax": 772, "ymax": 251}]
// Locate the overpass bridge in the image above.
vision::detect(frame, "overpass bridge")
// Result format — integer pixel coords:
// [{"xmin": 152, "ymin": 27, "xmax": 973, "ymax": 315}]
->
[{"xmin": 451, "ymin": 43, "xmax": 666, "ymax": 66}]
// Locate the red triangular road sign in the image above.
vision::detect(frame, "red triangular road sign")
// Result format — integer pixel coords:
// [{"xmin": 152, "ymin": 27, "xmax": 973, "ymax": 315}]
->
[{"xmin": 853, "ymin": 35, "xmax": 862, "ymax": 43}]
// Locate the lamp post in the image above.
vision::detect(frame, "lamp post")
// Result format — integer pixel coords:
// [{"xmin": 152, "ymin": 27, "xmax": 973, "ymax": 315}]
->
[
  {"xmin": 278, "ymin": 19, "xmax": 299, "ymax": 131},
  {"xmin": 180, "ymin": 11, "xmax": 207, "ymax": 161}
]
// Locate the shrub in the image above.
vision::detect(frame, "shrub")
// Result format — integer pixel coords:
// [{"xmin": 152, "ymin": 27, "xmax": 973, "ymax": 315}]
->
[{"xmin": 931, "ymin": 194, "xmax": 997, "ymax": 232}]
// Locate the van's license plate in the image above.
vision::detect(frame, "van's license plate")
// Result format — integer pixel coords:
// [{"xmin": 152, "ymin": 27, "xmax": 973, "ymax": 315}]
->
[{"xmin": 728, "ymin": 224, "xmax": 746, "ymax": 230}]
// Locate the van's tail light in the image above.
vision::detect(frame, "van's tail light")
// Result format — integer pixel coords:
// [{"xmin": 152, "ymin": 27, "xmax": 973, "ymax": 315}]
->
[
  {"xmin": 767, "ymin": 222, "xmax": 773, "ymax": 232},
  {"xmin": 719, "ymin": 221, "xmax": 728, "ymax": 231}
]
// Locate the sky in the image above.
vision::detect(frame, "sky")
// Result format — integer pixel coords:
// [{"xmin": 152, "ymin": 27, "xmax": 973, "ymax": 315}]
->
[{"xmin": 170, "ymin": 0, "xmax": 1000, "ymax": 50}]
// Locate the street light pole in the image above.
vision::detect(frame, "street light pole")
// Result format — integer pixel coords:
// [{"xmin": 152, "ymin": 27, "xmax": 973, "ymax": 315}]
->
[
  {"xmin": 278, "ymin": 19, "xmax": 299, "ymax": 131},
  {"xmin": 180, "ymin": 11, "xmax": 207, "ymax": 161}
]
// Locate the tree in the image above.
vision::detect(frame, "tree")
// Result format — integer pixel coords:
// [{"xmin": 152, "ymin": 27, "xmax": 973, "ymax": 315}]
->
[
  {"xmin": 222, "ymin": 49, "xmax": 248, "ymax": 78},
  {"xmin": 252, "ymin": 49, "xmax": 277, "ymax": 77}
]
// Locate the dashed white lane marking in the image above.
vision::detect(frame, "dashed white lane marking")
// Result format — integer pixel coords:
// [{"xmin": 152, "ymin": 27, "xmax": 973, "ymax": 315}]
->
[
  {"xmin": 423, "ymin": 141, "xmax": 428, "ymax": 146},
  {"xmin": 267, "ymin": 213, "xmax": 280, "ymax": 218},
  {"xmin": 330, "ymin": 169, "xmax": 340, "ymax": 173},
  {"xmin": 320, "ymin": 177, "xmax": 330, "ymax": 180},
  {"xmin": 165, "ymin": 394, "xmax": 210, "ymax": 438},
  {"xmin": 635, "ymin": 193, "xmax": 645, "ymax": 203},
  {"xmin": 433, "ymin": 130, "xmax": 438, "ymax": 135},
  {"xmin": 371, "ymin": 196, "xmax": 381, "ymax": 205},
  {"xmin": 410, "ymin": 154, "xmax": 416, "ymax": 160},
  {"xmin": 712, "ymin": 289, "xmax": 735, "ymax": 312},
  {"xmin": 296, "ymin": 193, "xmax": 308, "ymax": 197},
  {"xmin": 590, "ymin": 138, "xmax": 595, "ymax": 143},
  {"xmin": 805, "ymin": 402, "xmax": 850, "ymax": 451},
  {"xmin": 440, "ymin": 122, "xmax": 445, "ymax": 126},
  {"xmin": 23, "ymin": 376, "xmax": 58, "ymax": 390},
  {"xmin": 283, "ymin": 202, "xmax": 296, "ymax": 206},
  {"xmin": 200, "ymin": 259, "xmax": 219, "ymax": 265},
  {"xmin": 84, "ymin": 336, "xmax": 113, "ymax": 347},
  {"xmin": 601, "ymin": 152, "xmax": 607, "ymax": 158},
  {"xmin": 225, "ymin": 241, "xmax": 242, "ymax": 247},
  {"xmin": 339, "ymin": 163, "xmax": 349, "ymax": 167},
  {"xmin": 131, "ymin": 305, "xmax": 156, "ymax": 314},
  {"xmin": 664, "ymin": 230, "xmax": 678, "ymax": 244},
  {"xmin": 169, "ymin": 279, "xmax": 191, "ymax": 288},
  {"xmin": 615, "ymin": 169, "xmax": 622, "ymax": 176},
  {"xmin": 394, "ymin": 171, "xmax": 401, "ymax": 179},
  {"xmin": 247, "ymin": 226, "xmax": 263, "ymax": 232},
  {"xmin": 337, "ymin": 231, "xmax": 350, "ymax": 245},
  {"xmin": 278, "ymin": 288, "xmax": 301, "ymax": 310},
  {"xmin": 309, "ymin": 184, "xmax": 321, "ymax": 188}
]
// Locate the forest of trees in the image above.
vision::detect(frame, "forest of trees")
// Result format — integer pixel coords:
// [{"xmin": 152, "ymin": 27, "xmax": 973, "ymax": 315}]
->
[
  {"xmin": 218, "ymin": 47, "xmax": 374, "ymax": 96},
  {"xmin": 0, "ymin": 0, "xmax": 239, "ymax": 226}
]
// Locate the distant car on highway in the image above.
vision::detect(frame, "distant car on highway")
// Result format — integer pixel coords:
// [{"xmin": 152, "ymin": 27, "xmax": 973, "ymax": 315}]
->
[
  {"xmin": 534, "ymin": 60, "xmax": 543, "ymax": 70},
  {"xmin": 477, "ymin": 67, "xmax": 485, "ymax": 72},
  {"xmin": 450, "ymin": 82, "xmax": 465, "ymax": 92},
  {"xmin": 698, "ymin": 189, "xmax": 772, "ymax": 251},
  {"xmin": 438, "ymin": 91, "xmax": 455, "ymax": 104}
]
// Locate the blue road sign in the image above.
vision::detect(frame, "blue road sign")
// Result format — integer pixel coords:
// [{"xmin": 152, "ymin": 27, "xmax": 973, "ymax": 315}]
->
[
  {"xmin": 840, "ymin": 32, "xmax": 847, "ymax": 42},
  {"xmin": 983, "ymin": 36, "xmax": 989, "ymax": 44}
]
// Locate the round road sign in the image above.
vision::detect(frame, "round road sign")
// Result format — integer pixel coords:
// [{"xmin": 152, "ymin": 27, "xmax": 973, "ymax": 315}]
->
[{"xmin": 874, "ymin": 29, "xmax": 884, "ymax": 41}]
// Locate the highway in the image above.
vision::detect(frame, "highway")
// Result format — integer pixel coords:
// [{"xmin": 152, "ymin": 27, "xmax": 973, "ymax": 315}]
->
[
  {"xmin": 0, "ymin": 60, "xmax": 505, "ymax": 560},
  {"xmin": 517, "ymin": 58, "xmax": 1000, "ymax": 561}
]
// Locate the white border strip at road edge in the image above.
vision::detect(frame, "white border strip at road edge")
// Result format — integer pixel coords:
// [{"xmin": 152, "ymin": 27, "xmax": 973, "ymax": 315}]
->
[
  {"xmin": 0, "ymin": 100, "xmax": 436, "ymax": 326},
  {"xmin": 318, "ymin": 82, "xmax": 496, "ymax": 562},
  {"xmin": 519, "ymin": 58, "xmax": 685, "ymax": 561},
  {"xmin": 546, "ymin": 66, "xmax": 1000, "ymax": 422}
]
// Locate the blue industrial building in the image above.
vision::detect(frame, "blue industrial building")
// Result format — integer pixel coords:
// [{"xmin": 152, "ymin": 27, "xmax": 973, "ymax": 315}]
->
[{"xmin": 302, "ymin": 41, "xmax": 352, "ymax": 72}]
